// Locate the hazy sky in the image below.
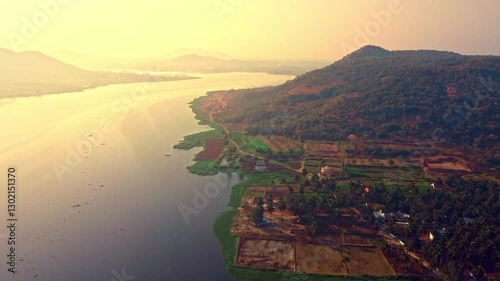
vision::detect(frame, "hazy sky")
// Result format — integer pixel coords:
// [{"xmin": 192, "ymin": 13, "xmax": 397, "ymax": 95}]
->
[{"xmin": 0, "ymin": 0, "xmax": 498, "ymax": 61}]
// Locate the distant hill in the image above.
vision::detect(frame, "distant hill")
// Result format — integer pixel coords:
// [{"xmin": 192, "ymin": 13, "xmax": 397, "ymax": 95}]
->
[
  {"xmin": 0, "ymin": 48, "xmax": 196, "ymax": 98},
  {"xmin": 1, "ymin": 48, "xmax": 82, "ymax": 74},
  {"xmin": 131, "ymin": 54, "xmax": 329, "ymax": 75},
  {"xmin": 164, "ymin": 48, "xmax": 232, "ymax": 59},
  {"xmin": 201, "ymin": 46, "xmax": 500, "ymax": 161},
  {"xmin": 51, "ymin": 49, "xmax": 148, "ymax": 70},
  {"xmin": 52, "ymin": 49, "xmax": 329, "ymax": 75}
]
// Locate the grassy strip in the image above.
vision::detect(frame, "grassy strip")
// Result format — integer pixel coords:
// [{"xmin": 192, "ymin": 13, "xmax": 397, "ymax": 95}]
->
[
  {"xmin": 174, "ymin": 129, "xmax": 225, "ymax": 150},
  {"xmin": 238, "ymin": 135, "xmax": 269, "ymax": 154},
  {"xmin": 187, "ymin": 160, "xmax": 219, "ymax": 176},
  {"xmin": 187, "ymin": 159, "xmax": 243, "ymax": 176}
]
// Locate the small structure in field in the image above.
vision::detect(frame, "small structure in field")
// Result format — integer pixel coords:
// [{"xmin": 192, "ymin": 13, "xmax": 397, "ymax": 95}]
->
[
  {"xmin": 318, "ymin": 166, "xmax": 335, "ymax": 177},
  {"xmin": 255, "ymin": 160, "xmax": 267, "ymax": 172}
]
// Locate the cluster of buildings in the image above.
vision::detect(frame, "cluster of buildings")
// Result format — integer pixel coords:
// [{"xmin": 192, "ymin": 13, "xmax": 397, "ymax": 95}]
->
[{"xmin": 372, "ymin": 209, "xmax": 410, "ymax": 226}]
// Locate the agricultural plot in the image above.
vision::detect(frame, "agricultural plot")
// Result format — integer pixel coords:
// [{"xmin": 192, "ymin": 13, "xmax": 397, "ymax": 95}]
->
[
  {"xmin": 305, "ymin": 159, "xmax": 322, "ymax": 171},
  {"xmin": 316, "ymin": 233, "xmax": 345, "ymax": 245},
  {"xmin": 196, "ymin": 139, "xmax": 226, "ymax": 160},
  {"xmin": 344, "ymin": 165, "xmax": 423, "ymax": 180},
  {"xmin": 342, "ymin": 246, "xmax": 396, "ymax": 276},
  {"xmin": 343, "ymin": 233, "xmax": 371, "ymax": 245},
  {"xmin": 296, "ymin": 243, "xmax": 347, "ymax": 275},
  {"xmin": 174, "ymin": 129, "xmax": 224, "ymax": 150},
  {"xmin": 237, "ymin": 135, "xmax": 269, "ymax": 154},
  {"xmin": 236, "ymin": 238, "xmax": 295, "ymax": 271},
  {"xmin": 303, "ymin": 141, "xmax": 347, "ymax": 175},
  {"xmin": 260, "ymin": 135, "xmax": 302, "ymax": 152},
  {"xmin": 265, "ymin": 185, "xmax": 288, "ymax": 197},
  {"xmin": 345, "ymin": 157, "xmax": 407, "ymax": 167},
  {"xmin": 245, "ymin": 186, "xmax": 267, "ymax": 192},
  {"xmin": 243, "ymin": 185, "xmax": 294, "ymax": 198},
  {"xmin": 424, "ymin": 155, "xmax": 472, "ymax": 175},
  {"xmin": 234, "ymin": 186, "xmax": 399, "ymax": 277}
]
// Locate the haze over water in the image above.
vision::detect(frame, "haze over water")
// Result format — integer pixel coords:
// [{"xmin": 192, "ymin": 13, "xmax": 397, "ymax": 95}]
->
[{"xmin": 0, "ymin": 72, "xmax": 292, "ymax": 281}]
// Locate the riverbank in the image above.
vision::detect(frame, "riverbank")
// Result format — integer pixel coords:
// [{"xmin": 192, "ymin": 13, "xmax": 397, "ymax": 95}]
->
[
  {"xmin": 174, "ymin": 95, "xmax": 231, "ymax": 176},
  {"xmin": 179, "ymin": 94, "xmax": 419, "ymax": 281}
]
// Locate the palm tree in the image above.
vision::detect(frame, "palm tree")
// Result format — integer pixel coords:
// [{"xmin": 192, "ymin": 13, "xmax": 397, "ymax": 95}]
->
[
  {"xmin": 278, "ymin": 197, "xmax": 286, "ymax": 218},
  {"xmin": 307, "ymin": 219, "xmax": 318, "ymax": 240},
  {"xmin": 287, "ymin": 196, "xmax": 297, "ymax": 216},
  {"xmin": 267, "ymin": 204, "xmax": 275, "ymax": 223},
  {"xmin": 252, "ymin": 206, "xmax": 264, "ymax": 226},
  {"xmin": 256, "ymin": 196, "xmax": 264, "ymax": 206},
  {"xmin": 301, "ymin": 168, "xmax": 308, "ymax": 176},
  {"xmin": 267, "ymin": 194, "xmax": 275, "ymax": 223},
  {"xmin": 299, "ymin": 183, "xmax": 305, "ymax": 195}
]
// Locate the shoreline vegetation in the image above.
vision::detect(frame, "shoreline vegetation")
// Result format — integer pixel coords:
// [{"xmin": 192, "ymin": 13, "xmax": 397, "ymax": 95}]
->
[
  {"xmin": 175, "ymin": 95, "xmax": 419, "ymax": 281},
  {"xmin": 174, "ymin": 97, "xmax": 231, "ymax": 176}
]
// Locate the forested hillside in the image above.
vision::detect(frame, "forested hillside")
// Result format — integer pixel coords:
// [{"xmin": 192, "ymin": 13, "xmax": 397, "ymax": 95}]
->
[{"xmin": 208, "ymin": 46, "xmax": 499, "ymax": 164}]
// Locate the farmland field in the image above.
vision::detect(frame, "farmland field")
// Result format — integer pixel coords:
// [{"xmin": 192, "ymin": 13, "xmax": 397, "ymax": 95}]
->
[
  {"xmin": 196, "ymin": 139, "xmax": 226, "ymax": 160},
  {"xmin": 260, "ymin": 135, "xmax": 302, "ymax": 152},
  {"xmin": 344, "ymin": 165, "xmax": 423, "ymax": 180},
  {"xmin": 236, "ymin": 238, "xmax": 295, "ymax": 271},
  {"xmin": 296, "ymin": 243, "xmax": 346, "ymax": 275},
  {"xmin": 342, "ymin": 246, "xmax": 395, "ymax": 276},
  {"xmin": 235, "ymin": 134, "xmax": 269, "ymax": 154}
]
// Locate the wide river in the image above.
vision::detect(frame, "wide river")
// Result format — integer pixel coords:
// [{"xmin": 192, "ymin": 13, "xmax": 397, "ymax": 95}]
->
[{"xmin": 0, "ymin": 73, "xmax": 292, "ymax": 281}]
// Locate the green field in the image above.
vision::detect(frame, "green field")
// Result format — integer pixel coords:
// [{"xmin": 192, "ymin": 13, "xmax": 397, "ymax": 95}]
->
[
  {"xmin": 305, "ymin": 159, "xmax": 322, "ymax": 171},
  {"xmin": 174, "ymin": 129, "xmax": 225, "ymax": 150},
  {"xmin": 344, "ymin": 165, "xmax": 424, "ymax": 181},
  {"xmin": 186, "ymin": 159, "xmax": 219, "ymax": 176},
  {"xmin": 235, "ymin": 134, "xmax": 269, "ymax": 154}
]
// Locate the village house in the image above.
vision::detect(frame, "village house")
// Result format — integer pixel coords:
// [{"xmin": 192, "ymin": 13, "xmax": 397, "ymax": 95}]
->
[
  {"xmin": 255, "ymin": 159, "xmax": 267, "ymax": 172},
  {"xmin": 318, "ymin": 165, "xmax": 334, "ymax": 177}
]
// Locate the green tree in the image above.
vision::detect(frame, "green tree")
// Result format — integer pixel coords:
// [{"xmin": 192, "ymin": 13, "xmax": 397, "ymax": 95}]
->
[
  {"xmin": 299, "ymin": 183, "xmax": 305, "ymax": 195},
  {"xmin": 267, "ymin": 194, "xmax": 275, "ymax": 222},
  {"xmin": 301, "ymin": 168, "xmax": 308, "ymax": 176},
  {"xmin": 307, "ymin": 219, "xmax": 318, "ymax": 239},
  {"xmin": 278, "ymin": 197, "xmax": 287, "ymax": 218},
  {"xmin": 252, "ymin": 206, "xmax": 264, "ymax": 226}
]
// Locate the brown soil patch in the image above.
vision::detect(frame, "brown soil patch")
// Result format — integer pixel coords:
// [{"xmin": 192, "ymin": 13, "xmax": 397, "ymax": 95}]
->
[
  {"xmin": 343, "ymin": 246, "xmax": 395, "ymax": 276},
  {"xmin": 296, "ymin": 243, "xmax": 346, "ymax": 275},
  {"xmin": 266, "ymin": 186, "xmax": 287, "ymax": 197},
  {"xmin": 236, "ymin": 238, "xmax": 295, "ymax": 271},
  {"xmin": 344, "ymin": 234, "xmax": 370, "ymax": 245},
  {"xmin": 196, "ymin": 139, "xmax": 225, "ymax": 160},
  {"xmin": 245, "ymin": 186, "xmax": 267, "ymax": 192},
  {"xmin": 425, "ymin": 155, "xmax": 472, "ymax": 174}
]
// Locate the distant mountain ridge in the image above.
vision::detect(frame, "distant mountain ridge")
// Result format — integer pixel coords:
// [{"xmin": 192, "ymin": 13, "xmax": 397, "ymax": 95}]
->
[
  {"xmin": 164, "ymin": 48, "xmax": 232, "ymax": 59},
  {"xmin": 0, "ymin": 48, "xmax": 196, "ymax": 97},
  {"xmin": 0, "ymin": 48, "xmax": 82, "ymax": 74},
  {"xmin": 51, "ymin": 49, "xmax": 329, "ymax": 75}
]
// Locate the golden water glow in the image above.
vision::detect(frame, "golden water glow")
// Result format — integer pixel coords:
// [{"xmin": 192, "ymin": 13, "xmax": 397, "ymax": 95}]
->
[{"xmin": 0, "ymin": 0, "xmax": 498, "ymax": 60}]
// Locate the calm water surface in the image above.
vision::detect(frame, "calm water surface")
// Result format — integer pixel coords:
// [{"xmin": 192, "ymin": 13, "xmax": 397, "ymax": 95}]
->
[{"xmin": 0, "ymin": 73, "xmax": 292, "ymax": 281}]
